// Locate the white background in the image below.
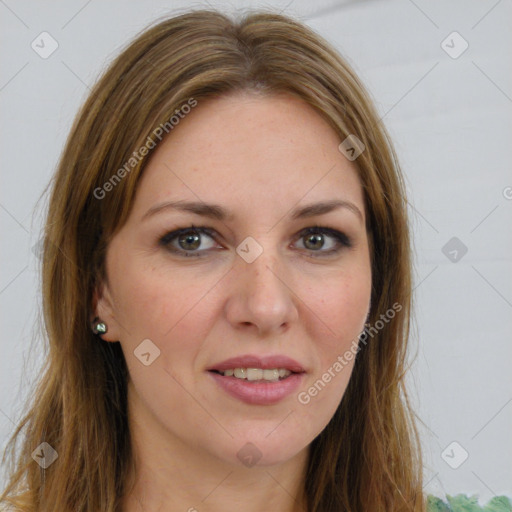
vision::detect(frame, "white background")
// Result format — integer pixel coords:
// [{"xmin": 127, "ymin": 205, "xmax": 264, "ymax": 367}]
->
[{"xmin": 1, "ymin": 0, "xmax": 511, "ymax": 504}]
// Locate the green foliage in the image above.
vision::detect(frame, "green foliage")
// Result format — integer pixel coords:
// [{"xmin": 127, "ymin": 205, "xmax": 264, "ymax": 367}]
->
[{"xmin": 426, "ymin": 494, "xmax": 512, "ymax": 512}]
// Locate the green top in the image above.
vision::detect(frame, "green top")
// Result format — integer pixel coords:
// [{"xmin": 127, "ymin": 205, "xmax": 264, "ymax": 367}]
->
[{"xmin": 426, "ymin": 494, "xmax": 512, "ymax": 511}]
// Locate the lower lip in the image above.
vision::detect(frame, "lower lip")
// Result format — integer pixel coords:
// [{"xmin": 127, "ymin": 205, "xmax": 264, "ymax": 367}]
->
[{"xmin": 208, "ymin": 371, "xmax": 305, "ymax": 405}]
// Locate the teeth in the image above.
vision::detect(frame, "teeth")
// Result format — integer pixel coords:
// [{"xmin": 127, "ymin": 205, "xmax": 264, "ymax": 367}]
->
[
  {"xmin": 219, "ymin": 368, "xmax": 292, "ymax": 381},
  {"xmin": 263, "ymin": 369, "xmax": 279, "ymax": 381},
  {"xmin": 247, "ymin": 368, "xmax": 263, "ymax": 381}
]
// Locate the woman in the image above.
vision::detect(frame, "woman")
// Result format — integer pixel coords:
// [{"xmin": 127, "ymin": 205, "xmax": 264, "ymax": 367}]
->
[{"xmin": 1, "ymin": 8, "xmax": 425, "ymax": 511}]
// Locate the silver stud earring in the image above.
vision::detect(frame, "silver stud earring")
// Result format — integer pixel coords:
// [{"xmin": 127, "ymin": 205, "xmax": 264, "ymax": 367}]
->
[{"xmin": 92, "ymin": 317, "xmax": 108, "ymax": 335}]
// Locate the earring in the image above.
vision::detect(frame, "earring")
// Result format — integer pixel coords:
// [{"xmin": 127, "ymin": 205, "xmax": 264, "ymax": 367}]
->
[{"xmin": 92, "ymin": 317, "xmax": 108, "ymax": 335}]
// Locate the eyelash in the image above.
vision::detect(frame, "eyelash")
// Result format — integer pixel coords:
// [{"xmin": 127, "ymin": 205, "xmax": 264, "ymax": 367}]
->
[{"xmin": 158, "ymin": 224, "xmax": 353, "ymax": 259}]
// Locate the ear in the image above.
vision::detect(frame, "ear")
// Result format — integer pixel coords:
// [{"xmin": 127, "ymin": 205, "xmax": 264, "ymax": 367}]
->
[{"xmin": 91, "ymin": 278, "xmax": 122, "ymax": 343}]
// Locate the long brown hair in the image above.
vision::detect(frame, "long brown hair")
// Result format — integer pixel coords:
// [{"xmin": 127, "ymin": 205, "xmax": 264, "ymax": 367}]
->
[{"xmin": 1, "ymin": 8, "xmax": 425, "ymax": 511}]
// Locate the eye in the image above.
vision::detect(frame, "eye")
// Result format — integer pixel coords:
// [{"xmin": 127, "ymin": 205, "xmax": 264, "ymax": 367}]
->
[
  {"xmin": 294, "ymin": 226, "xmax": 352, "ymax": 257},
  {"xmin": 159, "ymin": 225, "xmax": 219, "ymax": 258},
  {"xmin": 158, "ymin": 224, "xmax": 352, "ymax": 258}
]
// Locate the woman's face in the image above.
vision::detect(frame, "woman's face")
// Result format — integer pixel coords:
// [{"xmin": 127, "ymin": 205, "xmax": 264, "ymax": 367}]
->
[{"xmin": 96, "ymin": 92, "xmax": 372, "ymax": 469}]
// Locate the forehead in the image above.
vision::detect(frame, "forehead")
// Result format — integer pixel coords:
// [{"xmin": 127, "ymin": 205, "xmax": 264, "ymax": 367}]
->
[{"xmin": 132, "ymin": 93, "xmax": 365, "ymax": 222}]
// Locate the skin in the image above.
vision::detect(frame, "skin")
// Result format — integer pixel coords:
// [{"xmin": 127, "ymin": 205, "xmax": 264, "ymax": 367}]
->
[{"xmin": 94, "ymin": 92, "xmax": 372, "ymax": 512}]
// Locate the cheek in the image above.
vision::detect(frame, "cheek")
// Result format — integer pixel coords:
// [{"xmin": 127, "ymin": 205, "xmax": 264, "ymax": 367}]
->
[
  {"xmin": 110, "ymin": 255, "xmax": 220, "ymax": 349},
  {"xmin": 295, "ymin": 269, "xmax": 371, "ymax": 430},
  {"xmin": 307, "ymin": 266, "xmax": 371, "ymax": 349}
]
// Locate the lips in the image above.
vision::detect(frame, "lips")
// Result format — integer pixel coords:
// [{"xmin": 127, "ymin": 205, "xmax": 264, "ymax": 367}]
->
[
  {"xmin": 208, "ymin": 370, "xmax": 305, "ymax": 405},
  {"xmin": 206, "ymin": 354, "xmax": 306, "ymax": 374},
  {"xmin": 206, "ymin": 355, "xmax": 307, "ymax": 405}
]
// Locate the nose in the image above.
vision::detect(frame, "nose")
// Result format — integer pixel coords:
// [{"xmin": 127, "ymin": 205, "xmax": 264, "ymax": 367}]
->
[{"xmin": 224, "ymin": 244, "xmax": 299, "ymax": 337}]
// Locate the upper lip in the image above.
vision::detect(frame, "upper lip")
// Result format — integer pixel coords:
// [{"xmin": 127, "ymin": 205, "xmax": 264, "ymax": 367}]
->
[{"xmin": 207, "ymin": 354, "xmax": 306, "ymax": 373}]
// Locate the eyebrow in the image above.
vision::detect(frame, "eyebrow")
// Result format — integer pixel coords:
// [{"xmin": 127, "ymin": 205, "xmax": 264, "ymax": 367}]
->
[{"xmin": 142, "ymin": 198, "xmax": 363, "ymax": 223}]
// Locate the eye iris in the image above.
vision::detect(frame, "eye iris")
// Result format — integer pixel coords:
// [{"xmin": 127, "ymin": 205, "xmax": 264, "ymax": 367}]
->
[
  {"xmin": 304, "ymin": 233, "xmax": 324, "ymax": 250},
  {"xmin": 178, "ymin": 231, "xmax": 201, "ymax": 250}
]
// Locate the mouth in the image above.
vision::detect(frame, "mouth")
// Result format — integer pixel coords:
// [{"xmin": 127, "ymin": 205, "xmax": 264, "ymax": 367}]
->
[
  {"xmin": 207, "ymin": 368, "xmax": 305, "ymax": 405},
  {"xmin": 208, "ymin": 367, "xmax": 302, "ymax": 382},
  {"xmin": 206, "ymin": 354, "xmax": 306, "ymax": 404},
  {"xmin": 206, "ymin": 354, "xmax": 306, "ymax": 375}
]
